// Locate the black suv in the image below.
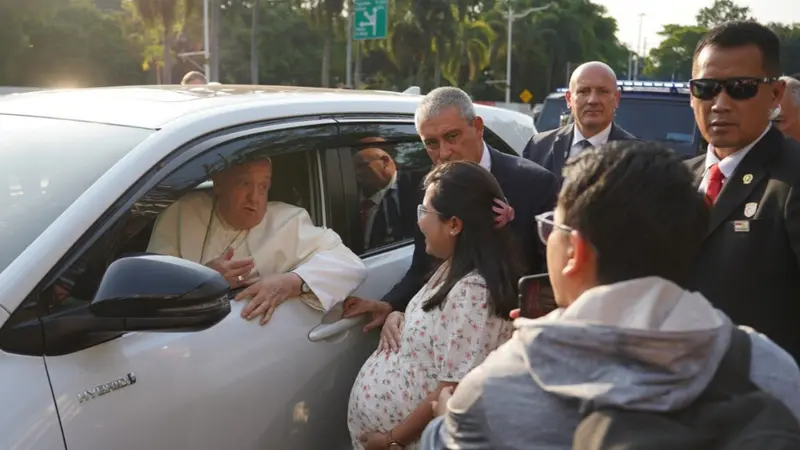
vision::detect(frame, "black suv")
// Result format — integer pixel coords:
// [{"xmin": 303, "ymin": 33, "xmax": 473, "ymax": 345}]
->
[{"xmin": 535, "ymin": 81, "xmax": 705, "ymax": 159}]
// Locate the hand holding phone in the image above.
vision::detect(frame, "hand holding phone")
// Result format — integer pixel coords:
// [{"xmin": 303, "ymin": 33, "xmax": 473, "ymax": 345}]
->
[{"xmin": 517, "ymin": 273, "xmax": 555, "ymax": 319}]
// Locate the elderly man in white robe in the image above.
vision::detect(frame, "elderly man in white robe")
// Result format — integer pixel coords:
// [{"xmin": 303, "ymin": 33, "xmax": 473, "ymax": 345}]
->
[{"xmin": 147, "ymin": 158, "xmax": 367, "ymax": 324}]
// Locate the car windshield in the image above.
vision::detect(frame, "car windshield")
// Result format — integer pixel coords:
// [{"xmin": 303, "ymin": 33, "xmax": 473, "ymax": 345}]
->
[
  {"xmin": 536, "ymin": 97, "xmax": 566, "ymax": 132},
  {"xmin": 0, "ymin": 115, "xmax": 153, "ymax": 274},
  {"xmin": 614, "ymin": 98, "xmax": 696, "ymax": 145}
]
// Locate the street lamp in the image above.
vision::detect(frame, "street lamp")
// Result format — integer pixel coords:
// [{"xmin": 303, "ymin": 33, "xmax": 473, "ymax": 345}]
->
[{"xmin": 506, "ymin": 3, "xmax": 552, "ymax": 104}]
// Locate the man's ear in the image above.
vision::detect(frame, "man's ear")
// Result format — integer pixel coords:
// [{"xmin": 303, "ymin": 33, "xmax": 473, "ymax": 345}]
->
[
  {"xmin": 565, "ymin": 90, "xmax": 573, "ymax": 109},
  {"xmin": 563, "ymin": 230, "xmax": 592, "ymax": 276}
]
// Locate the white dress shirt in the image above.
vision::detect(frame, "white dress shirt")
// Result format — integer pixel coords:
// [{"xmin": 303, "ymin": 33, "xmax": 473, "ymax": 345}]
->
[
  {"xmin": 569, "ymin": 123, "xmax": 612, "ymax": 159},
  {"xmin": 698, "ymin": 125, "xmax": 771, "ymax": 194},
  {"xmin": 479, "ymin": 142, "xmax": 492, "ymax": 171}
]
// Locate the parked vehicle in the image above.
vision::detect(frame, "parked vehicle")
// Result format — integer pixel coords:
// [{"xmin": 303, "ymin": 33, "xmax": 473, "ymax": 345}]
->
[
  {"xmin": 0, "ymin": 84, "xmax": 535, "ymax": 450},
  {"xmin": 536, "ymin": 81, "xmax": 704, "ymax": 159}
]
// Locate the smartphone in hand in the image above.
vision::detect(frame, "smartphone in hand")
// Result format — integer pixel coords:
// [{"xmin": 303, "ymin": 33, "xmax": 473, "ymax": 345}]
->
[{"xmin": 517, "ymin": 273, "xmax": 552, "ymax": 319}]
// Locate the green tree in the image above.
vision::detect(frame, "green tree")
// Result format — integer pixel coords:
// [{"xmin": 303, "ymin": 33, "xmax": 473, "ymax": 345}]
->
[
  {"xmin": 130, "ymin": 0, "xmax": 199, "ymax": 83},
  {"xmin": 696, "ymin": 0, "xmax": 752, "ymax": 28},
  {"xmin": 644, "ymin": 24, "xmax": 706, "ymax": 81}
]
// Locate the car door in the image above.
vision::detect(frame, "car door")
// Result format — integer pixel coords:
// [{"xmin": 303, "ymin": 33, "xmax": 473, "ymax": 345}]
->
[
  {"xmin": 321, "ymin": 118, "xmax": 429, "ymax": 312},
  {"xmin": 0, "ymin": 307, "xmax": 66, "ymax": 450},
  {"xmin": 8, "ymin": 119, "xmax": 373, "ymax": 450}
]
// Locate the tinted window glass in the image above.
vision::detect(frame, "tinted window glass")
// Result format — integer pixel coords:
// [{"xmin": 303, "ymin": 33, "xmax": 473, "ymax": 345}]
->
[
  {"xmin": 614, "ymin": 98, "xmax": 695, "ymax": 145},
  {"xmin": 0, "ymin": 116, "xmax": 152, "ymax": 275},
  {"xmin": 536, "ymin": 97, "xmax": 567, "ymax": 131},
  {"xmin": 348, "ymin": 138, "xmax": 429, "ymax": 255}
]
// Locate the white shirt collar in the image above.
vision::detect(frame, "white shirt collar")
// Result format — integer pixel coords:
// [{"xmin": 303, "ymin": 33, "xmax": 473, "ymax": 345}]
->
[
  {"xmin": 366, "ymin": 171, "xmax": 398, "ymax": 205},
  {"xmin": 573, "ymin": 123, "xmax": 612, "ymax": 148},
  {"xmin": 479, "ymin": 142, "xmax": 492, "ymax": 171},
  {"xmin": 703, "ymin": 125, "xmax": 772, "ymax": 179}
]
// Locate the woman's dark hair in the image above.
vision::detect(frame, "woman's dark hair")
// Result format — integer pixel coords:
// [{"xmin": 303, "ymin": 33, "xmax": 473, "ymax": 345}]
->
[{"xmin": 421, "ymin": 161, "xmax": 522, "ymax": 318}]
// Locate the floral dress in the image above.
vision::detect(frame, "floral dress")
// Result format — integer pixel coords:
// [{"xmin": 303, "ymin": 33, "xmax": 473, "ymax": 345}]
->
[{"xmin": 347, "ymin": 267, "xmax": 514, "ymax": 449}]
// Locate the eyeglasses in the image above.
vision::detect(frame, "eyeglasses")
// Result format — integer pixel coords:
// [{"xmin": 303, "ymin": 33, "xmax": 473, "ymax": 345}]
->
[
  {"xmin": 534, "ymin": 211, "xmax": 573, "ymax": 245},
  {"xmin": 689, "ymin": 77, "xmax": 777, "ymax": 101},
  {"xmin": 417, "ymin": 204, "xmax": 435, "ymax": 221}
]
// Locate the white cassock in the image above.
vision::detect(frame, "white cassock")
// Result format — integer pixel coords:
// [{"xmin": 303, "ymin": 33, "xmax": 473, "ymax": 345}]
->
[{"xmin": 146, "ymin": 191, "xmax": 367, "ymax": 312}]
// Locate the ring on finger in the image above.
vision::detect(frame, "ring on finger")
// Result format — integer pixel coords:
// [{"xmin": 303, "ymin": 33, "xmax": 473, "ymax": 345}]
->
[{"xmin": 237, "ymin": 275, "xmax": 245, "ymax": 283}]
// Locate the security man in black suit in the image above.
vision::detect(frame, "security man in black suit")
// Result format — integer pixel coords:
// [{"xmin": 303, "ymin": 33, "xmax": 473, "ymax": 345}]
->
[
  {"xmin": 352, "ymin": 143, "xmax": 418, "ymax": 252},
  {"xmin": 685, "ymin": 21, "xmax": 800, "ymax": 363},
  {"xmin": 344, "ymin": 86, "xmax": 559, "ymax": 333},
  {"xmin": 523, "ymin": 61, "xmax": 637, "ymax": 181}
]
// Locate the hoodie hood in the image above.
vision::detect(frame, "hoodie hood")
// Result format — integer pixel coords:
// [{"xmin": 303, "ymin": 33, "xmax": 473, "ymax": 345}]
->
[{"xmin": 515, "ymin": 276, "xmax": 733, "ymax": 414}]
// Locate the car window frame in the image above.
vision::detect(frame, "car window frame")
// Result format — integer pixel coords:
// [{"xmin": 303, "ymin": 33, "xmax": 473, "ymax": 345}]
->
[
  {"xmin": 0, "ymin": 117, "xmax": 342, "ymax": 356},
  {"xmin": 330, "ymin": 116, "xmax": 515, "ymax": 257}
]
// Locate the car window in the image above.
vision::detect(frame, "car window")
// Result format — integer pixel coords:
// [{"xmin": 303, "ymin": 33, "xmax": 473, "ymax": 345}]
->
[
  {"xmin": 614, "ymin": 98, "xmax": 695, "ymax": 145},
  {"xmin": 1, "ymin": 123, "xmax": 337, "ymax": 355},
  {"xmin": 348, "ymin": 138, "xmax": 429, "ymax": 256},
  {"xmin": 536, "ymin": 97, "xmax": 566, "ymax": 132},
  {"xmin": 0, "ymin": 116, "xmax": 153, "ymax": 276}
]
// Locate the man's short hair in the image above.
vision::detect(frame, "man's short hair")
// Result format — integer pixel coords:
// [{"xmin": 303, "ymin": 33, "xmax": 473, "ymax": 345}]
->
[
  {"xmin": 560, "ymin": 141, "xmax": 709, "ymax": 286},
  {"xmin": 181, "ymin": 71, "xmax": 208, "ymax": 85},
  {"xmin": 414, "ymin": 87, "xmax": 476, "ymax": 129},
  {"xmin": 694, "ymin": 21, "xmax": 781, "ymax": 77},
  {"xmin": 781, "ymin": 76, "xmax": 800, "ymax": 109}
]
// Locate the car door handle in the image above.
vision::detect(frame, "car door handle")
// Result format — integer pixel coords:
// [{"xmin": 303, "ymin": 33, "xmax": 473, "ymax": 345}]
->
[{"xmin": 308, "ymin": 317, "xmax": 362, "ymax": 342}]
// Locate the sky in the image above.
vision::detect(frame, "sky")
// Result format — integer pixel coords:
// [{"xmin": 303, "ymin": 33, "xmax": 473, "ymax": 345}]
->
[{"xmin": 594, "ymin": 0, "xmax": 800, "ymax": 52}]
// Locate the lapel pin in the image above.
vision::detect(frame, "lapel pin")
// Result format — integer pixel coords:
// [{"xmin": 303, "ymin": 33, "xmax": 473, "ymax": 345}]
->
[
  {"xmin": 744, "ymin": 202, "xmax": 758, "ymax": 218},
  {"xmin": 733, "ymin": 220, "xmax": 750, "ymax": 233},
  {"xmin": 743, "ymin": 174, "xmax": 753, "ymax": 184}
]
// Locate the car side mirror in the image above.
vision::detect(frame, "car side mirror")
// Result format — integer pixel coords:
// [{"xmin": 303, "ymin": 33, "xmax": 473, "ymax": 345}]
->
[{"xmin": 89, "ymin": 254, "xmax": 231, "ymax": 331}]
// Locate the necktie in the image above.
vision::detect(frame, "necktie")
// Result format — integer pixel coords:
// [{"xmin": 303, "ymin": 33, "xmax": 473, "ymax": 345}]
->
[
  {"xmin": 705, "ymin": 163, "xmax": 725, "ymax": 206},
  {"xmin": 567, "ymin": 139, "xmax": 593, "ymax": 160},
  {"xmin": 360, "ymin": 199, "xmax": 375, "ymax": 229}
]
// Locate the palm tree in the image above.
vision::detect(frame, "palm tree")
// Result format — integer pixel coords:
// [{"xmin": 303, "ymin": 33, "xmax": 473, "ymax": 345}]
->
[
  {"xmin": 310, "ymin": 0, "xmax": 344, "ymax": 87},
  {"xmin": 441, "ymin": 16, "xmax": 494, "ymax": 86},
  {"xmin": 131, "ymin": 0, "xmax": 198, "ymax": 84}
]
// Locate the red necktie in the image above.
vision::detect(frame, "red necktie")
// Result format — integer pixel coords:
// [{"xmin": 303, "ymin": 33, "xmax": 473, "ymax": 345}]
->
[
  {"xmin": 705, "ymin": 163, "xmax": 725, "ymax": 206},
  {"xmin": 360, "ymin": 199, "xmax": 375, "ymax": 228}
]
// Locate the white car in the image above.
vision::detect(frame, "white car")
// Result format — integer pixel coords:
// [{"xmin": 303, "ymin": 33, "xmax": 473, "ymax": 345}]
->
[{"xmin": 0, "ymin": 85, "xmax": 536, "ymax": 450}]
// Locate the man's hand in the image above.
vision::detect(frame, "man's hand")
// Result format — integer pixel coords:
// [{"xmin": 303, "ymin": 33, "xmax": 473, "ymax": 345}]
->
[
  {"xmin": 234, "ymin": 273, "xmax": 299, "ymax": 325},
  {"xmin": 379, "ymin": 311, "xmax": 404, "ymax": 354},
  {"xmin": 343, "ymin": 297, "xmax": 392, "ymax": 333},
  {"xmin": 206, "ymin": 247, "xmax": 255, "ymax": 288},
  {"xmin": 431, "ymin": 386, "xmax": 454, "ymax": 418}
]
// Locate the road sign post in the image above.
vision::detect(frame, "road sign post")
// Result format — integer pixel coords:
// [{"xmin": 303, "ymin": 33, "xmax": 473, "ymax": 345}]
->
[{"xmin": 353, "ymin": 0, "xmax": 388, "ymax": 40}]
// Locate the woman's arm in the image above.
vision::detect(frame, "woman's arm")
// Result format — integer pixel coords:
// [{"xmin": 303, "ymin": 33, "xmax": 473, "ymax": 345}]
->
[{"xmin": 390, "ymin": 381, "xmax": 458, "ymax": 446}]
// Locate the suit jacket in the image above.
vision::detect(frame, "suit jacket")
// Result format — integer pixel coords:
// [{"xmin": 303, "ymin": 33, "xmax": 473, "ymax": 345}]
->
[
  {"xmin": 382, "ymin": 146, "xmax": 559, "ymax": 312},
  {"xmin": 363, "ymin": 172, "xmax": 418, "ymax": 250},
  {"xmin": 686, "ymin": 127, "xmax": 800, "ymax": 362},
  {"xmin": 523, "ymin": 123, "xmax": 637, "ymax": 180},
  {"xmin": 147, "ymin": 191, "xmax": 367, "ymax": 311}
]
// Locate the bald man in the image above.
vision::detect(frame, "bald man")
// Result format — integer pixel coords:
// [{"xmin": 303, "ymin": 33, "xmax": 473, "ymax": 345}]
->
[
  {"xmin": 777, "ymin": 76, "xmax": 800, "ymax": 142},
  {"xmin": 523, "ymin": 61, "xmax": 637, "ymax": 181},
  {"xmin": 352, "ymin": 141, "xmax": 417, "ymax": 250}
]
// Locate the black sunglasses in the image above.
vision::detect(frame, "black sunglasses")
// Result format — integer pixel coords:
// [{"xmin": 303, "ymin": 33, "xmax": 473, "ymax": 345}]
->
[{"xmin": 689, "ymin": 77, "xmax": 777, "ymax": 101}]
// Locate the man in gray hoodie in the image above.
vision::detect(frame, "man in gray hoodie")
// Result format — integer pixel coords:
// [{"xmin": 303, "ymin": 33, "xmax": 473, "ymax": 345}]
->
[{"xmin": 419, "ymin": 140, "xmax": 800, "ymax": 450}]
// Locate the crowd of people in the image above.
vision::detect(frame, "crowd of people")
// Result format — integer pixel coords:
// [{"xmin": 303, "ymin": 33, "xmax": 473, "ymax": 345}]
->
[{"xmin": 159, "ymin": 19, "xmax": 800, "ymax": 450}]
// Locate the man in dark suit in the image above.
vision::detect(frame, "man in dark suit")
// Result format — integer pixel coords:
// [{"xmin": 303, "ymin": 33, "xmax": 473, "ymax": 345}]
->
[
  {"xmin": 523, "ymin": 61, "xmax": 637, "ymax": 180},
  {"xmin": 685, "ymin": 21, "xmax": 800, "ymax": 362},
  {"xmin": 353, "ymin": 144, "xmax": 418, "ymax": 251},
  {"xmin": 344, "ymin": 86, "xmax": 559, "ymax": 333}
]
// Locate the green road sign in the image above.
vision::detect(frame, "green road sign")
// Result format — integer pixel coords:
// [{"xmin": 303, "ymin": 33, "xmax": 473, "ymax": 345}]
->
[{"xmin": 353, "ymin": 0, "xmax": 387, "ymax": 41}]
